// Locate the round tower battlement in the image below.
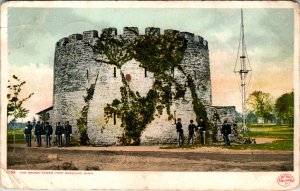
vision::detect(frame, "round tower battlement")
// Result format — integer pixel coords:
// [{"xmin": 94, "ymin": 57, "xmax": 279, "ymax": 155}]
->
[{"xmin": 56, "ymin": 27, "xmax": 208, "ymax": 49}]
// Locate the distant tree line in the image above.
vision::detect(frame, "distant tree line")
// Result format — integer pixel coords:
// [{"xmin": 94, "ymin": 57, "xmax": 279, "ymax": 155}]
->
[
  {"xmin": 7, "ymin": 120, "xmax": 27, "ymax": 129},
  {"xmin": 238, "ymin": 90, "xmax": 294, "ymax": 127}
]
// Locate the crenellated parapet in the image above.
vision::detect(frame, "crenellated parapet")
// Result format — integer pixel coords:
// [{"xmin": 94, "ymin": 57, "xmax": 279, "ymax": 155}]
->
[
  {"xmin": 55, "ymin": 27, "xmax": 208, "ymax": 49},
  {"xmin": 102, "ymin": 27, "xmax": 117, "ymax": 36},
  {"xmin": 83, "ymin": 30, "xmax": 98, "ymax": 41},
  {"xmin": 68, "ymin": 34, "xmax": 83, "ymax": 42},
  {"xmin": 145, "ymin": 27, "xmax": 160, "ymax": 36}
]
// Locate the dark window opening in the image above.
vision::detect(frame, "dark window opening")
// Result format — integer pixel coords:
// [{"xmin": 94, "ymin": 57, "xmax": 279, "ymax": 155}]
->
[
  {"xmin": 86, "ymin": 70, "xmax": 89, "ymax": 82},
  {"xmin": 113, "ymin": 67, "xmax": 116, "ymax": 77},
  {"xmin": 113, "ymin": 113, "xmax": 116, "ymax": 125},
  {"xmin": 174, "ymin": 111, "xmax": 177, "ymax": 124},
  {"xmin": 145, "ymin": 68, "xmax": 147, "ymax": 77}
]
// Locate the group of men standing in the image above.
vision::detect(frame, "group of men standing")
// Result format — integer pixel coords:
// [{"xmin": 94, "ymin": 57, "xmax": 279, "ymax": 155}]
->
[
  {"xmin": 176, "ymin": 118, "xmax": 233, "ymax": 146},
  {"xmin": 23, "ymin": 118, "xmax": 234, "ymax": 147},
  {"xmin": 24, "ymin": 121, "xmax": 72, "ymax": 148},
  {"xmin": 176, "ymin": 118, "xmax": 206, "ymax": 146}
]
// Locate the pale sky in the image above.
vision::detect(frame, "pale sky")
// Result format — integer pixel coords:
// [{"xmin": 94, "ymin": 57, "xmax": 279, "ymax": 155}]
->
[{"xmin": 7, "ymin": 7, "xmax": 294, "ymax": 121}]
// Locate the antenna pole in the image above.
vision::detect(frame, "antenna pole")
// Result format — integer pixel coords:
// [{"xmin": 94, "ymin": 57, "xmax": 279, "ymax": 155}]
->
[{"xmin": 239, "ymin": 9, "xmax": 249, "ymax": 133}]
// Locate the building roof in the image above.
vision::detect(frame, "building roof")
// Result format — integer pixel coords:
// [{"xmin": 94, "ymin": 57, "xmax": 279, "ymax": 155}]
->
[{"xmin": 36, "ymin": 106, "xmax": 53, "ymax": 115}]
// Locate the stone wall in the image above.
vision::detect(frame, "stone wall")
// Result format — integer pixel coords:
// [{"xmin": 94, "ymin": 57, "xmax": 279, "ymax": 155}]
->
[{"xmin": 52, "ymin": 27, "xmax": 215, "ymax": 145}]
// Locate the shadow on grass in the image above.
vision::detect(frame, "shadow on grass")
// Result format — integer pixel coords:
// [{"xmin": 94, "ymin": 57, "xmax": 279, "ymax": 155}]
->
[{"xmin": 228, "ymin": 140, "xmax": 293, "ymax": 151}]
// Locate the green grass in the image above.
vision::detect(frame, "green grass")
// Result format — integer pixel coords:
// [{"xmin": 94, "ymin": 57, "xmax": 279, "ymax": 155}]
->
[
  {"xmin": 229, "ymin": 140, "xmax": 293, "ymax": 151},
  {"xmin": 242, "ymin": 124, "xmax": 293, "ymax": 139},
  {"xmin": 241, "ymin": 125, "xmax": 293, "ymax": 141},
  {"xmin": 232, "ymin": 123, "xmax": 294, "ymax": 151},
  {"xmin": 7, "ymin": 128, "xmax": 26, "ymax": 144},
  {"xmin": 161, "ymin": 124, "xmax": 294, "ymax": 151}
]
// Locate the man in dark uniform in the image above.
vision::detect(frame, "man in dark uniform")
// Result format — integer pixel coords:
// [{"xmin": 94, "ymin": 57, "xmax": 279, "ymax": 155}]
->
[
  {"xmin": 232, "ymin": 120, "xmax": 239, "ymax": 141},
  {"xmin": 44, "ymin": 122, "xmax": 53, "ymax": 147},
  {"xmin": 198, "ymin": 117, "xmax": 206, "ymax": 145},
  {"xmin": 188, "ymin": 120, "xmax": 197, "ymax": 145},
  {"xmin": 41, "ymin": 121, "xmax": 45, "ymax": 145},
  {"xmin": 176, "ymin": 118, "xmax": 184, "ymax": 146},
  {"xmin": 24, "ymin": 121, "xmax": 33, "ymax": 147},
  {"xmin": 55, "ymin": 122, "xmax": 64, "ymax": 147},
  {"xmin": 34, "ymin": 121, "xmax": 43, "ymax": 147},
  {"xmin": 221, "ymin": 120, "xmax": 232, "ymax": 146},
  {"xmin": 64, "ymin": 121, "xmax": 72, "ymax": 147}
]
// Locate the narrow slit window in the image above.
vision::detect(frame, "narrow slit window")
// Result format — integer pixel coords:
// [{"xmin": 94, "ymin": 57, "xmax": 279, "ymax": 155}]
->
[
  {"xmin": 86, "ymin": 70, "xmax": 89, "ymax": 82},
  {"xmin": 174, "ymin": 111, "xmax": 176, "ymax": 124},
  {"xmin": 113, "ymin": 67, "xmax": 116, "ymax": 77},
  {"xmin": 145, "ymin": 68, "xmax": 147, "ymax": 77},
  {"xmin": 113, "ymin": 113, "xmax": 116, "ymax": 125},
  {"xmin": 172, "ymin": 67, "xmax": 175, "ymax": 77}
]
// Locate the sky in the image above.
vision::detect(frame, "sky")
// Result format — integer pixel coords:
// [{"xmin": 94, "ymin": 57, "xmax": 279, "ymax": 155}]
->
[{"xmin": 6, "ymin": 7, "xmax": 294, "ymax": 122}]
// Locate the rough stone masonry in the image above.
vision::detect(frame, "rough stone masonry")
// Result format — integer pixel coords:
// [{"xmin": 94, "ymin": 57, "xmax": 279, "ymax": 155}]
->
[{"xmin": 42, "ymin": 27, "xmax": 237, "ymax": 145}]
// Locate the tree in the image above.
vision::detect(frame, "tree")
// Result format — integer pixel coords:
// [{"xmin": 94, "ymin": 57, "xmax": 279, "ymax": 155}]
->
[
  {"xmin": 235, "ymin": 111, "xmax": 243, "ymax": 123},
  {"xmin": 40, "ymin": 112, "xmax": 50, "ymax": 123},
  {"xmin": 7, "ymin": 75, "xmax": 34, "ymax": 150},
  {"xmin": 246, "ymin": 90, "xmax": 273, "ymax": 125},
  {"xmin": 32, "ymin": 117, "xmax": 37, "ymax": 125},
  {"xmin": 246, "ymin": 111, "xmax": 258, "ymax": 124},
  {"xmin": 275, "ymin": 91, "xmax": 294, "ymax": 126}
]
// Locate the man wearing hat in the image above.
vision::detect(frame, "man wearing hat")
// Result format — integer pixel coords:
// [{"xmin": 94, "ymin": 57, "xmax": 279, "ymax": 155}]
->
[
  {"xmin": 198, "ymin": 117, "xmax": 206, "ymax": 145},
  {"xmin": 188, "ymin": 120, "xmax": 197, "ymax": 145},
  {"xmin": 34, "ymin": 121, "xmax": 43, "ymax": 147},
  {"xmin": 44, "ymin": 122, "xmax": 53, "ymax": 147},
  {"xmin": 55, "ymin": 122, "xmax": 64, "ymax": 147},
  {"xmin": 176, "ymin": 118, "xmax": 184, "ymax": 146},
  {"xmin": 24, "ymin": 121, "xmax": 33, "ymax": 147},
  {"xmin": 221, "ymin": 120, "xmax": 232, "ymax": 146},
  {"xmin": 64, "ymin": 121, "xmax": 72, "ymax": 147}
]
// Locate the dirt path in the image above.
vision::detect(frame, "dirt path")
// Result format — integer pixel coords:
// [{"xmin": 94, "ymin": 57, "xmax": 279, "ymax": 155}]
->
[
  {"xmin": 7, "ymin": 144, "xmax": 293, "ymax": 171},
  {"xmin": 254, "ymin": 138, "xmax": 282, "ymax": 144}
]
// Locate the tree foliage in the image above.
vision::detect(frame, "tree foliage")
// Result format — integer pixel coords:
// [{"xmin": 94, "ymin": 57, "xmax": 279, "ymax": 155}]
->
[
  {"xmin": 7, "ymin": 75, "xmax": 34, "ymax": 151},
  {"xmin": 275, "ymin": 91, "xmax": 294, "ymax": 126},
  {"xmin": 246, "ymin": 90, "xmax": 274, "ymax": 124},
  {"xmin": 134, "ymin": 32, "xmax": 186, "ymax": 74},
  {"xmin": 40, "ymin": 112, "xmax": 50, "ymax": 122},
  {"xmin": 7, "ymin": 75, "xmax": 34, "ymax": 120},
  {"xmin": 77, "ymin": 73, "xmax": 99, "ymax": 145},
  {"xmin": 246, "ymin": 111, "xmax": 258, "ymax": 123}
]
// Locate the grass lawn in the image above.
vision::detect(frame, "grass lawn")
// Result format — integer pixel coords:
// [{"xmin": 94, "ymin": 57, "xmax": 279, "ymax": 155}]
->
[
  {"xmin": 7, "ymin": 128, "xmax": 26, "ymax": 144},
  {"xmin": 229, "ymin": 123, "xmax": 294, "ymax": 151},
  {"xmin": 161, "ymin": 123, "xmax": 294, "ymax": 151},
  {"xmin": 242, "ymin": 124, "xmax": 293, "ymax": 139}
]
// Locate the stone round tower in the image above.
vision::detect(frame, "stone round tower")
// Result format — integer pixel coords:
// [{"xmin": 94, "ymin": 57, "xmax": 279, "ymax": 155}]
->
[{"xmin": 52, "ymin": 27, "xmax": 212, "ymax": 145}]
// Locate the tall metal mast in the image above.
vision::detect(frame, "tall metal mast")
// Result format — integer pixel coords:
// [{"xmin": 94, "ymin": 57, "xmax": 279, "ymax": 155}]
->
[{"xmin": 234, "ymin": 9, "xmax": 252, "ymax": 133}]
